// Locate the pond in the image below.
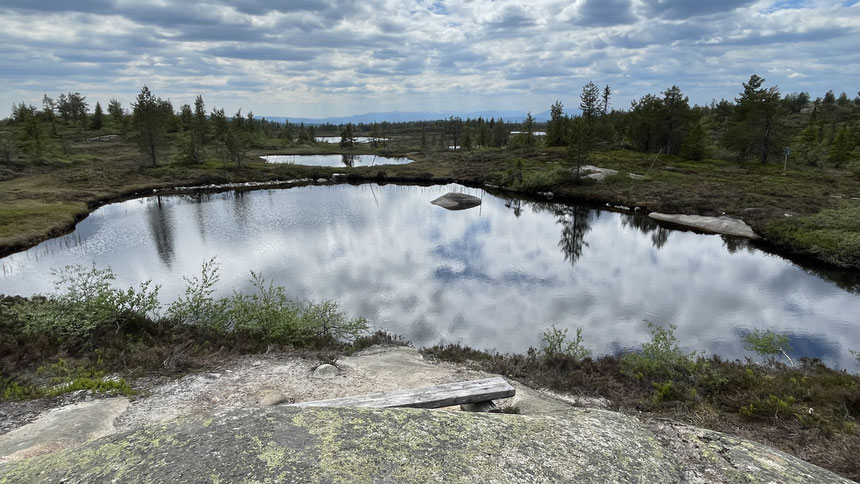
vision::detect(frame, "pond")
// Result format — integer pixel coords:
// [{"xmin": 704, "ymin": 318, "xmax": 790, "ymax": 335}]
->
[
  {"xmin": 2, "ymin": 184, "xmax": 858, "ymax": 371},
  {"xmin": 260, "ymin": 154, "xmax": 413, "ymax": 167},
  {"xmin": 315, "ymin": 136, "xmax": 388, "ymax": 143}
]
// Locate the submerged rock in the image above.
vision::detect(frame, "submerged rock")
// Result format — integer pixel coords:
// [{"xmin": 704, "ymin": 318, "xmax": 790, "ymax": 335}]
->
[
  {"xmin": 431, "ymin": 192, "xmax": 482, "ymax": 211},
  {"xmin": 649, "ymin": 212, "xmax": 761, "ymax": 239},
  {"xmin": 0, "ymin": 406, "xmax": 848, "ymax": 483}
]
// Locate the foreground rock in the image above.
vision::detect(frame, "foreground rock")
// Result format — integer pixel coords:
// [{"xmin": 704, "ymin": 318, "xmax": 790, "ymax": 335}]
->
[
  {"xmin": 0, "ymin": 405, "xmax": 847, "ymax": 483},
  {"xmin": 0, "ymin": 398, "xmax": 128, "ymax": 463},
  {"xmin": 649, "ymin": 212, "xmax": 761, "ymax": 239},
  {"xmin": 431, "ymin": 192, "xmax": 482, "ymax": 210}
]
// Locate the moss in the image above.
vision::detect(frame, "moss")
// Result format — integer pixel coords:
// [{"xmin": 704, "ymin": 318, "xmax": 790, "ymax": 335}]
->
[{"xmin": 762, "ymin": 203, "xmax": 860, "ymax": 268}]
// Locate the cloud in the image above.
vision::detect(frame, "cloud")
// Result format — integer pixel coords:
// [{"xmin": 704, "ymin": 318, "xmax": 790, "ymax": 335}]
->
[
  {"xmin": 561, "ymin": 0, "xmax": 636, "ymax": 27},
  {"xmin": 639, "ymin": 0, "xmax": 757, "ymax": 19},
  {"xmin": 0, "ymin": 0, "xmax": 857, "ymax": 117}
]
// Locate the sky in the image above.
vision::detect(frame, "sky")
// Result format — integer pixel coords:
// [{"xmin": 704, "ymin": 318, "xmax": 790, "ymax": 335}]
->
[{"xmin": 1, "ymin": 0, "xmax": 858, "ymax": 119}]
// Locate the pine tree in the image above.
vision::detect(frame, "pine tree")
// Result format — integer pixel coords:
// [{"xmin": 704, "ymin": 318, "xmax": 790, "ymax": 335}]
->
[
  {"xmin": 580, "ymin": 82, "xmax": 600, "ymax": 120},
  {"xmin": 828, "ymin": 126, "xmax": 852, "ymax": 167},
  {"xmin": 522, "ymin": 112, "xmax": 536, "ymax": 147},
  {"xmin": 602, "ymin": 85, "xmax": 611, "ymax": 115},
  {"xmin": 107, "ymin": 99, "xmax": 124, "ymax": 131},
  {"xmin": 546, "ymin": 101, "xmax": 566, "ymax": 147},
  {"xmin": 132, "ymin": 85, "xmax": 167, "ymax": 167},
  {"xmin": 339, "ymin": 123, "xmax": 355, "ymax": 147},
  {"xmin": 662, "ymin": 85, "xmax": 689, "ymax": 155},
  {"xmin": 724, "ymin": 74, "xmax": 784, "ymax": 162},
  {"xmin": 680, "ymin": 120, "xmax": 707, "ymax": 161},
  {"xmin": 90, "ymin": 101, "xmax": 104, "ymax": 131},
  {"xmin": 193, "ymin": 95, "xmax": 207, "ymax": 146}
]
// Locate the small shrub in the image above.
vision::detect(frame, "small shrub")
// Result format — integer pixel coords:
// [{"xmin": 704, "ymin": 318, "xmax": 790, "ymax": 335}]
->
[
  {"xmin": 515, "ymin": 167, "xmax": 569, "ymax": 192},
  {"xmin": 740, "ymin": 394, "xmax": 798, "ymax": 421},
  {"xmin": 541, "ymin": 325, "xmax": 591, "ymax": 362},
  {"xmin": 167, "ymin": 257, "xmax": 228, "ymax": 331},
  {"xmin": 1, "ymin": 379, "xmax": 39, "ymax": 401},
  {"xmin": 620, "ymin": 321, "xmax": 701, "ymax": 381},
  {"xmin": 45, "ymin": 376, "xmax": 134, "ymax": 397},
  {"xmin": 652, "ymin": 381, "xmax": 678, "ymax": 403},
  {"xmin": 11, "ymin": 264, "xmax": 159, "ymax": 338}
]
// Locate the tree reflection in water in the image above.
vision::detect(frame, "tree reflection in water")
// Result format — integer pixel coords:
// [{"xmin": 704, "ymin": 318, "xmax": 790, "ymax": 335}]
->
[
  {"xmin": 554, "ymin": 205, "xmax": 594, "ymax": 265},
  {"xmin": 619, "ymin": 213, "xmax": 671, "ymax": 249},
  {"xmin": 146, "ymin": 196, "xmax": 175, "ymax": 266},
  {"xmin": 505, "ymin": 197, "xmax": 596, "ymax": 266}
]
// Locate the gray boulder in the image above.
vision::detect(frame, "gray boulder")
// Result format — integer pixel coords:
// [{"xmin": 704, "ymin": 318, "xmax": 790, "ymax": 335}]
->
[
  {"xmin": 431, "ymin": 192, "xmax": 482, "ymax": 211},
  {"xmin": 0, "ymin": 406, "xmax": 849, "ymax": 483},
  {"xmin": 649, "ymin": 213, "xmax": 760, "ymax": 239}
]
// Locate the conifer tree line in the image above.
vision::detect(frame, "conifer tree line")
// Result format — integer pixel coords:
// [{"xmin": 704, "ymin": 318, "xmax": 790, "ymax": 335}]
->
[
  {"xmin": 4, "ymin": 75, "xmax": 859, "ymax": 168},
  {"xmin": 544, "ymin": 75, "xmax": 860, "ymax": 167}
]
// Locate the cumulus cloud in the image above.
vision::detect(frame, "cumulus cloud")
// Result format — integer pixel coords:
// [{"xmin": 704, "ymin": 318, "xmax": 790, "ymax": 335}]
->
[{"xmin": 0, "ymin": 0, "xmax": 857, "ymax": 117}]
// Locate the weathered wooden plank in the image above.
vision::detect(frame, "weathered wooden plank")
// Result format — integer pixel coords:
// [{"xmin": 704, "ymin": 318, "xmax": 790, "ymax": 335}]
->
[{"xmin": 292, "ymin": 377, "xmax": 515, "ymax": 409}]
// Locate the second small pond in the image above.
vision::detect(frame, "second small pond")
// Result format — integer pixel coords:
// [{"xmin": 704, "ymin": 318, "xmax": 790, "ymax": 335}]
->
[{"xmin": 261, "ymin": 154, "xmax": 413, "ymax": 167}]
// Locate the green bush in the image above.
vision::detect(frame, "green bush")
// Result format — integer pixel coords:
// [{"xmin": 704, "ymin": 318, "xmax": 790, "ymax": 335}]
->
[
  {"xmin": 541, "ymin": 325, "xmax": 591, "ymax": 362},
  {"xmin": 167, "ymin": 257, "xmax": 228, "ymax": 331},
  {"xmin": 167, "ymin": 260, "xmax": 368, "ymax": 346},
  {"xmin": 10, "ymin": 264, "xmax": 160, "ymax": 338},
  {"xmin": 620, "ymin": 321, "xmax": 702, "ymax": 381},
  {"xmin": 229, "ymin": 272, "xmax": 367, "ymax": 345}
]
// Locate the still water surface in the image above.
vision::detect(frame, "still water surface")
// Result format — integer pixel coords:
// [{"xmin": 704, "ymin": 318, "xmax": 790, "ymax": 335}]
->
[
  {"xmin": 2, "ymin": 184, "xmax": 858, "ymax": 370},
  {"xmin": 315, "ymin": 136, "xmax": 388, "ymax": 143},
  {"xmin": 261, "ymin": 154, "xmax": 412, "ymax": 167}
]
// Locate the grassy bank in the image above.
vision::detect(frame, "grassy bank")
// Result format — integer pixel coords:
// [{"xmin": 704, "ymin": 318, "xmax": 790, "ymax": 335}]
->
[{"xmin": 1, "ymin": 132, "xmax": 858, "ymax": 267}]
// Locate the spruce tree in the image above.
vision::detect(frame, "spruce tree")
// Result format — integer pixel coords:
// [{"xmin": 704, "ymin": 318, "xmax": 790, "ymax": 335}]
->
[{"xmin": 132, "ymin": 85, "xmax": 166, "ymax": 167}]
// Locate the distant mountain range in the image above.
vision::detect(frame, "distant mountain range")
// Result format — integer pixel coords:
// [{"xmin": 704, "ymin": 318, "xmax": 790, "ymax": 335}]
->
[{"xmin": 258, "ymin": 109, "xmax": 558, "ymax": 125}]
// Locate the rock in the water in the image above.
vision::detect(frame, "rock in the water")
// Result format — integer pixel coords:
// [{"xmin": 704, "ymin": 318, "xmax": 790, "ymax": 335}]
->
[
  {"xmin": 0, "ymin": 406, "xmax": 849, "ymax": 483},
  {"xmin": 431, "ymin": 192, "xmax": 482, "ymax": 211},
  {"xmin": 648, "ymin": 212, "xmax": 760, "ymax": 239},
  {"xmin": 315, "ymin": 178, "xmax": 328, "ymax": 183},
  {"xmin": 312, "ymin": 364, "xmax": 338, "ymax": 379}
]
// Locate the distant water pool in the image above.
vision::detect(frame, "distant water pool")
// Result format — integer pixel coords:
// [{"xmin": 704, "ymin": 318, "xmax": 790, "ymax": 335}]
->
[{"xmin": 261, "ymin": 154, "xmax": 413, "ymax": 167}]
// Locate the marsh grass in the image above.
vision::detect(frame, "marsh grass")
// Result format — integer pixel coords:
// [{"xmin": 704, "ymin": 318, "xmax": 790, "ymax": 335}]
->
[{"xmin": 762, "ymin": 203, "xmax": 860, "ymax": 268}]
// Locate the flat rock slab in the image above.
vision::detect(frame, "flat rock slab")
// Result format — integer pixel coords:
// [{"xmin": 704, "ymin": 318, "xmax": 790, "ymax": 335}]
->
[
  {"xmin": 0, "ymin": 397, "xmax": 129, "ymax": 463},
  {"xmin": 578, "ymin": 164, "xmax": 619, "ymax": 181},
  {"xmin": 649, "ymin": 212, "xmax": 761, "ymax": 239},
  {"xmin": 0, "ymin": 406, "xmax": 847, "ymax": 483},
  {"xmin": 431, "ymin": 192, "xmax": 481, "ymax": 211}
]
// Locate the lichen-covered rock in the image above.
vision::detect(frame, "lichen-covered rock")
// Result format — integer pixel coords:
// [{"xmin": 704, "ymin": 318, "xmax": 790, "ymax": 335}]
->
[
  {"xmin": 0, "ymin": 406, "xmax": 848, "ymax": 483},
  {"xmin": 431, "ymin": 192, "xmax": 481, "ymax": 211}
]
